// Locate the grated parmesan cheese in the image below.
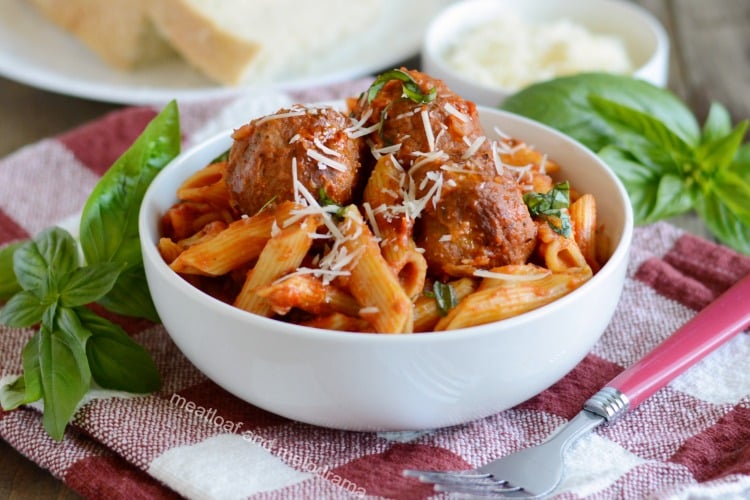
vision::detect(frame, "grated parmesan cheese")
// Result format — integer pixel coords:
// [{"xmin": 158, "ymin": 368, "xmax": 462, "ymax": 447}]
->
[
  {"xmin": 461, "ymin": 135, "xmax": 486, "ymax": 160},
  {"xmin": 473, "ymin": 269, "xmax": 551, "ymax": 282},
  {"xmin": 444, "ymin": 14, "xmax": 633, "ymax": 91},
  {"xmin": 420, "ymin": 109, "xmax": 436, "ymax": 152},
  {"xmin": 306, "ymin": 148, "xmax": 348, "ymax": 172},
  {"xmin": 443, "ymin": 102, "xmax": 469, "ymax": 122}
]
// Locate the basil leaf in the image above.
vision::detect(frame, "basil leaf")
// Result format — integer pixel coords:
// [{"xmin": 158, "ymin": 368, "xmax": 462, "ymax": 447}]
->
[
  {"xmin": 0, "ymin": 241, "xmax": 24, "ymax": 301},
  {"xmin": 428, "ymin": 281, "xmax": 457, "ymax": 317},
  {"xmin": 587, "ymin": 94, "xmax": 695, "ymax": 172},
  {"xmin": 79, "ymin": 101, "xmax": 180, "ymax": 319},
  {"xmin": 701, "ymin": 102, "xmax": 732, "ymax": 143},
  {"xmin": 694, "ymin": 181, "xmax": 750, "ymax": 255},
  {"xmin": 94, "ymin": 267, "xmax": 159, "ymax": 322},
  {"xmin": 1, "ymin": 332, "xmax": 43, "ymax": 410},
  {"xmin": 0, "ymin": 290, "xmax": 47, "ymax": 327},
  {"xmin": 58, "ymin": 262, "xmax": 124, "ymax": 308},
  {"xmin": 21, "ymin": 331, "xmax": 43, "ymax": 404},
  {"xmin": 696, "ymin": 120, "xmax": 749, "ymax": 176},
  {"xmin": 38, "ymin": 323, "xmax": 91, "ymax": 440},
  {"xmin": 367, "ymin": 69, "xmax": 436, "ymax": 104},
  {"xmin": 598, "ymin": 146, "xmax": 693, "ymax": 223},
  {"xmin": 77, "ymin": 307, "xmax": 160, "ymax": 393},
  {"xmin": 733, "ymin": 143, "xmax": 750, "ymax": 184},
  {"xmin": 523, "ymin": 181, "xmax": 572, "ymax": 237},
  {"xmin": 0, "ymin": 376, "xmax": 28, "ymax": 410},
  {"xmin": 501, "ymin": 73, "xmax": 701, "ymax": 151},
  {"xmin": 13, "ymin": 227, "xmax": 79, "ymax": 294},
  {"xmin": 708, "ymin": 170, "xmax": 750, "ymax": 222},
  {"xmin": 56, "ymin": 306, "xmax": 93, "ymax": 346}
]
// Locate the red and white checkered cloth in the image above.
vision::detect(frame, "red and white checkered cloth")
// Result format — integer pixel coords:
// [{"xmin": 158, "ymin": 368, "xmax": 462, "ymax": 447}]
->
[{"xmin": 2, "ymin": 79, "xmax": 750, "ymax": 499}]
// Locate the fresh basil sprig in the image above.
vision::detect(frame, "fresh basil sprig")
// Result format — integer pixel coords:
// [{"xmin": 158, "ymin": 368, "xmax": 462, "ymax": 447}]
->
[
  {"xmin": 0, "ymin": 227, "xmax": 159, "ymax": 439},
  {"xmin": 523, "ymin": 181, "xmax": 572, "ymax": 237},
  {"xmin": 501, "ymin": 73, "xmax": 750, "ymax": 254},
  {"xmin": 0, "ymin": 100, "xmax": 179, "ymax": 439},
  {"xmin": 367, "ymin": 69, "xmax": 437, "ymax": 104}
]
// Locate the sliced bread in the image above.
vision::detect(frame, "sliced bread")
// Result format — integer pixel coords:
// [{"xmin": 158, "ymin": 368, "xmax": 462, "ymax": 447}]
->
[
  {"xmin": 28, "ymin": 0, "xmax": 176, "ymax": 70},
  {"xmin": 148, "ymin": 0, "xmax": 382, "ymax": 85}
]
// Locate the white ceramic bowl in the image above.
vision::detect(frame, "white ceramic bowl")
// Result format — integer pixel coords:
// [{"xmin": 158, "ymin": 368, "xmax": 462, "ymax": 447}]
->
[
  {"xmin": 422, "ymin": 0, "xmax": 670, "ymax": 107},
  {"xmin": 139, "ymin": 106, "xmax": 633, "ymax": 431}
]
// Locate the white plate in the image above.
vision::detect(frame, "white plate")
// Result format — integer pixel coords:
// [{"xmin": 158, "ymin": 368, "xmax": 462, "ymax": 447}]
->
[{"xmin": 0, "ymin": 0, "xmax": 453, "ymax": 105}]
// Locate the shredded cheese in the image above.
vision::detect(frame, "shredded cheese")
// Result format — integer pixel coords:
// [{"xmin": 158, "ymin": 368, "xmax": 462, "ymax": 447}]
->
[
  {"xmin": 313, "ymin": 137, "xmax": 342, "ymax": 158},
  {"xmin": 306, "ymin": 148, "xmax": 348, "ymax": 172},
  {"xmin": 371, "ymin": 143, "xmax": 402, "ymax": 159},
  {"xmin": 443, "ymin": 103, "xmax": 469, "ymax": 122},
  {"xmin": 255, "ymin": 108, "xmax": 306, "ymax": 126},
  {"xmin": 420, "ymin": 109, "xmax": 436, "ymax": 152},
  {"xmin": 473, "ymin": 269, "xmax": 552, "ymax": 281},
  {"xmin": 362, "ymin": 201, "xmax": 382, "ymax": 241},
  {"xmin": 345, "ymin": 109, "xmax": 379, "ymax": 138},
  {"xmin": 461, "ymin": 135, "xmax": 486, "ymax": 160}
]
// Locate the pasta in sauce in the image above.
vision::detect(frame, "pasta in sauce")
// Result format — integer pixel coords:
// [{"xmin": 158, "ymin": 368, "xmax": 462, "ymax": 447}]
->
[{"xmin": 158, "ymin": 69, "xmax": 605, "ymax": 333}]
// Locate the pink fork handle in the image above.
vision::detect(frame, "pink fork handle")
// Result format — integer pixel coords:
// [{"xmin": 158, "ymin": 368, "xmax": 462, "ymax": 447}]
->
[{"xmin": 608, "ymin": 271, "xmax": 750, "ymax": 409}]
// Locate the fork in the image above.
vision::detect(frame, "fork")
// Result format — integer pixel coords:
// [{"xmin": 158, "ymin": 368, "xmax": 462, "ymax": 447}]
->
[{"xmin": 404, "ymin": 271, "xmax": 750, "ymax": 498}]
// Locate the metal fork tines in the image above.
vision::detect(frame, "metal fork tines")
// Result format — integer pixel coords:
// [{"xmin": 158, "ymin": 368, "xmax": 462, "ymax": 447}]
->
[
  {"xmin": 403, "ymin": 470, "xmax": 522, "ymax": 496},
  {"xmin": 403, "ymin": 409, "xmax": 608, "ymax": 498}
]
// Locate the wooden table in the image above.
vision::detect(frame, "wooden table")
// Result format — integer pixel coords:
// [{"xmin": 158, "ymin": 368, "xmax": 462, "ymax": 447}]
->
[{"xmin": 0, "ymin": 1, "xmax": 747, "ymax": 497}]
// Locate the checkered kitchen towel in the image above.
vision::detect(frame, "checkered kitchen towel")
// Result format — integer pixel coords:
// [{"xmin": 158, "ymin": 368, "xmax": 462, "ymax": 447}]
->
[{"xmin": 2, "ymin": 79, "xmax": 750, "ymax": 499}]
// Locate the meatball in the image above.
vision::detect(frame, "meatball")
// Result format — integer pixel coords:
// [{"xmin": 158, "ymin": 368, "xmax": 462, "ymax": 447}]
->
[
  {"xmin": 416, "ymin": 168, "xmax": 537, "ymax": 277},
  {"xmin": 226, "ymin": 105, "xmax": 364, "ymax": 216},
  {"xmin": 352, "ymin": 69, "xmax": 537, "ymax": 276},
  {"xmin": 351, "ymin": 69, "xmax": 490, "ymax": 170}
]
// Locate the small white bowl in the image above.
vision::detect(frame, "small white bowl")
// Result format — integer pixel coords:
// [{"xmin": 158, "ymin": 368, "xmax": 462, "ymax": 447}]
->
[
  {"xmin": 139, "ymin": 105, "xmax": 633, "ymax": 431},
  {"xmin": 422, "ymin": 0, "xmax": 669, "ymax": 107}
]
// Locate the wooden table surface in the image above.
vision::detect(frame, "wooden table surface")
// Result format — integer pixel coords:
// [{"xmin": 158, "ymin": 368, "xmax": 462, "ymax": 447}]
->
[{"xmin": 1, "ymin": 1, "xmax": 748, "ymax": 498}]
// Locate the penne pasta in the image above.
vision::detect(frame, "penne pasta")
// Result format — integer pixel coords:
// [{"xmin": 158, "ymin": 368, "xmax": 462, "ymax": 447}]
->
[
  {"xmin": 435, "ymin": 267, "xmax": 592, "ymax": 330},
  {"xmin": 536, "ymin": 220, "xmax": 591, "ymax": 274},
  {"xmin": 169, "ymin": 201, "xmax": 300, "ymax": 276},
  {"xmin": 177, "ymin": 161, "xmax": 233, "ymax": 208},
  {"xmin": 234, "ymin": 213, "xmax": 321, "ymax": 317},
  {"xmin": 570, "ymin": 193, "xmax": 600, "ymax": 272},
  {"xmin": 157, "ymin": 237, "xmax": 183, "ymax": 265},
  {"xmin": 362, "ymin": 154, "xmax": 428, "ymax": 299},
  {"xmin": 337, "ymin": 205, "xmax": 413, "ymax": 333},
  {"xmin": 161, "ymin": 200, "xmax": 233, "ymax": 241}
]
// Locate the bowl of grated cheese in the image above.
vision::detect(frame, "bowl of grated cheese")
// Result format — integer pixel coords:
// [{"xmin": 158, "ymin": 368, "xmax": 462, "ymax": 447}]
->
[{"xmin": 422, "ymin": 0, "xmax": 669, "ymax": 107}]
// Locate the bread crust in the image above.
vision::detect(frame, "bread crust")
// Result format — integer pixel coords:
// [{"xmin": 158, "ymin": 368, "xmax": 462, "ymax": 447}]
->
[
  {"xmin": 148, "ymin": 0, "xmax": 261, "ymax": 85},
  {"xmin": 28, "ymin": 0, "xmax": 174, "ymax": 70}
]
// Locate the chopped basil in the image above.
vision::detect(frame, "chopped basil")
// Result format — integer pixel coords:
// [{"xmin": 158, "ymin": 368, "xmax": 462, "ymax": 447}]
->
[
  {"xmin": 367, "ymin": 69, "xmax": 437, "ymax": 105},
  {"xmin": 424, "ymin": 281, "xmax": 457, "ymax": 317},
  {"xmin": 523, "ymin": 181, "xmax": 572, "ymax": 237},
  {"xmin": 318, "ymin": 188, "xmax": 346, "ymax": 219},
  {"xmin": 255, "ymin": 195, "xmax": 278, "ymax": 216}
]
